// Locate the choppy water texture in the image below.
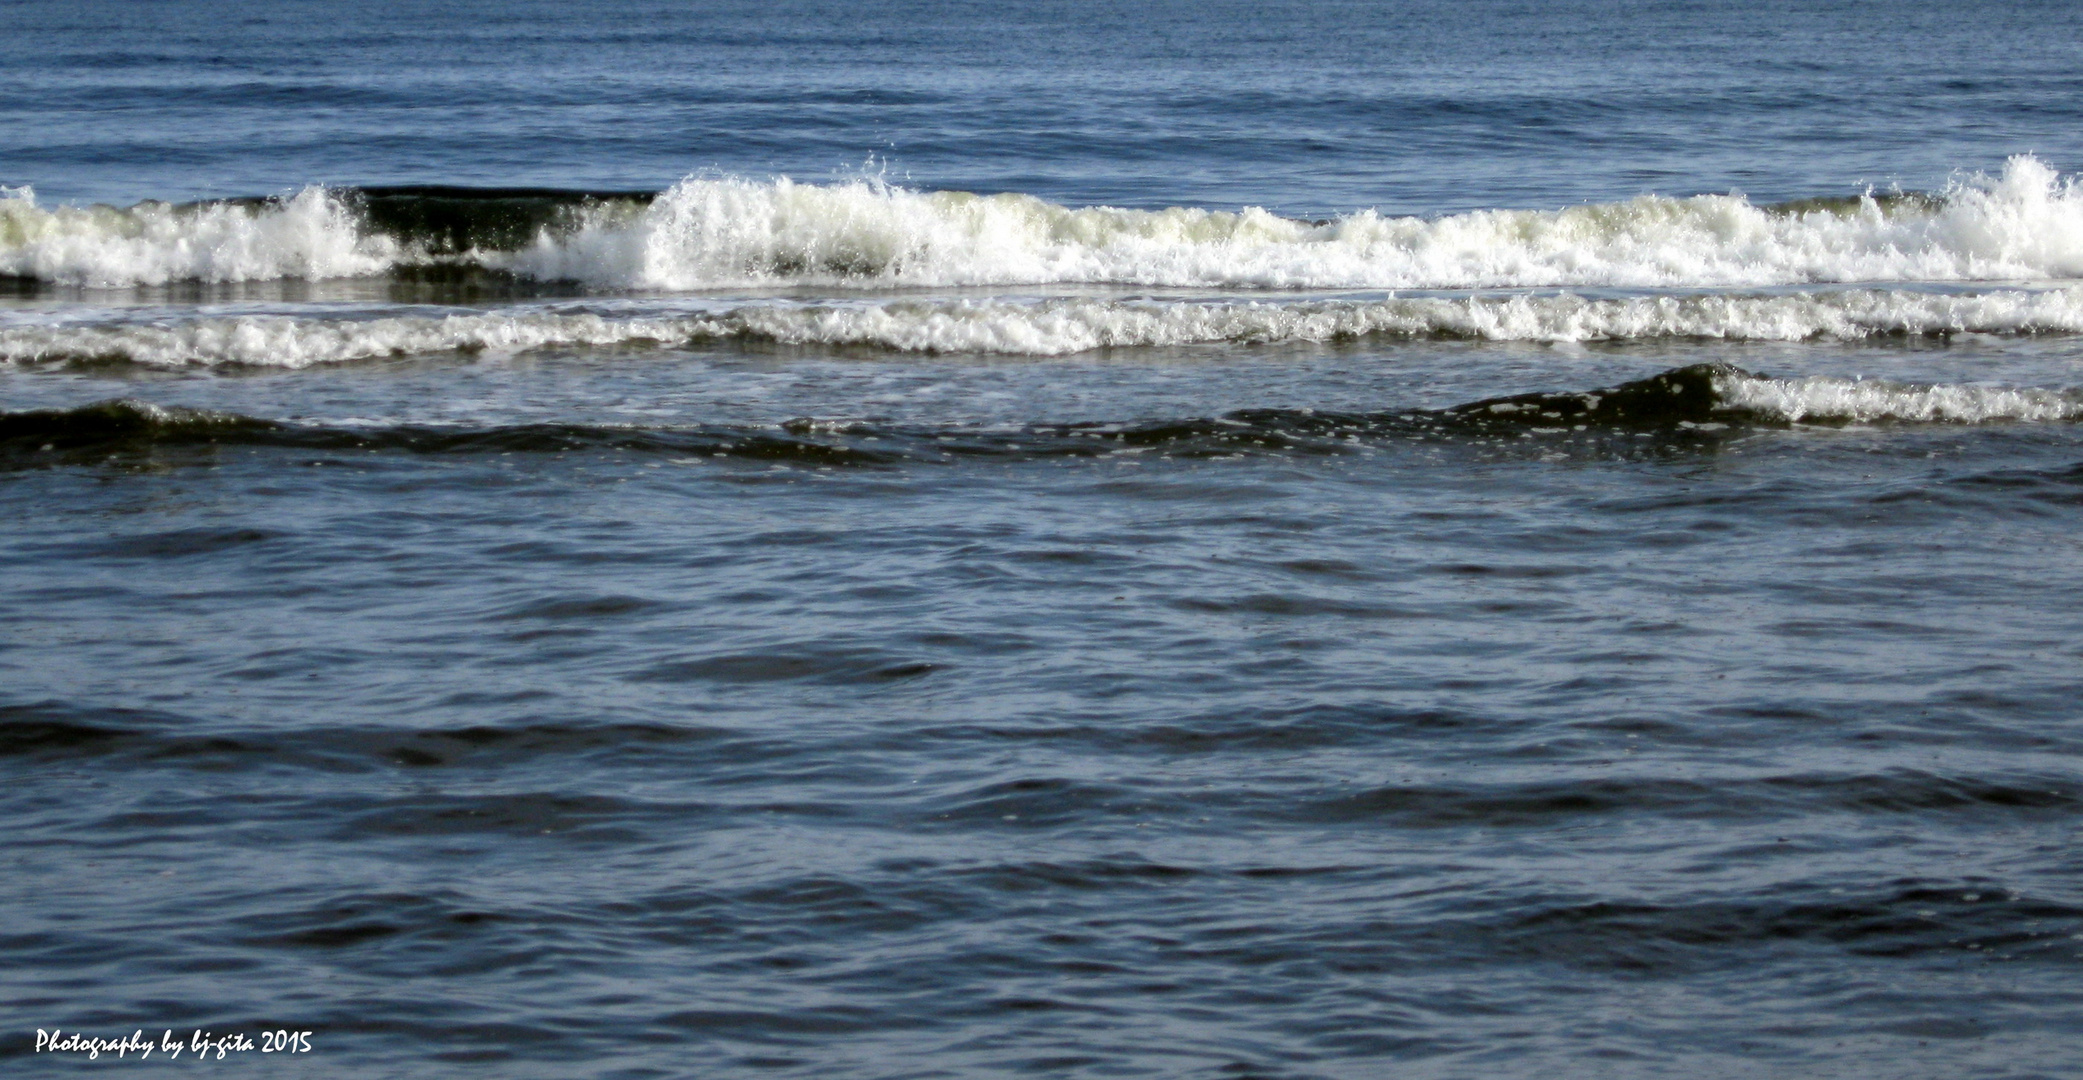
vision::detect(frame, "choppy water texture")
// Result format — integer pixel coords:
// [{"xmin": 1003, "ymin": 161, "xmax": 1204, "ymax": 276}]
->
[{"xmin": 5, "ymin": 2, "xmax": 2083, "ymax": 1078}]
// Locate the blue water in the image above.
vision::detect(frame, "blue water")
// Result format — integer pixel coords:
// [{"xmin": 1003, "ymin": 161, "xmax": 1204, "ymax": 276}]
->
[
  {"xmin": 5, "ymin": 2, "xmax": 2083, "ymax": 1077},
  {"xmin": 11, "ymin": 0, "xmax": 2083, "ymax": 212}
]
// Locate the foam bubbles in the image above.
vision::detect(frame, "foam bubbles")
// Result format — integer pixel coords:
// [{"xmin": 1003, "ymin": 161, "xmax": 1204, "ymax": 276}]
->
[
  {"xmin": 0, "ymin": 187, "xmax": 394, "ymax": 287},
  {"xmin": 1715, "ymin": 371, "xmax": 2083, "ymax": 424},
  {"xmin": 10, "ymin": 288, "xmax": 2083, "ymax": 368},
  {"xmin": 494, "ymin": 157, "xmax": 2083, "ymax": 290},
  {"xmin": 11, "ymin": 158, "xmax": 2083, "ymax": 290},
  {"xmin": 0, "ymin": 310, "xmax": 685, "ymax": 368}
]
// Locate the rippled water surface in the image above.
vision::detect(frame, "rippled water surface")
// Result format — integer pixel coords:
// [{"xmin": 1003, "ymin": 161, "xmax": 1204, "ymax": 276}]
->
[{"xmin": 5, "ymin": 1, "xmax": 2083, "ymax": 1077}]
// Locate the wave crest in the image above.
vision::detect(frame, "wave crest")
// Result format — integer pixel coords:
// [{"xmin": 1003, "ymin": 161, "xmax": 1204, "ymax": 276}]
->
[
  {"xmin": 7, "ymin": 158, "xmax": 2083, "ymax": 290},
  {"xmin": 497, "ymin": 158, "xmax": 2083, "ymax": 289},
  {"xmin": 1714, "ymin": 372, "xmax": 2083, "ymax": 424},
  {"xmin": 0, "ymin": 187, "xmax": 395, "ymax": 287}
]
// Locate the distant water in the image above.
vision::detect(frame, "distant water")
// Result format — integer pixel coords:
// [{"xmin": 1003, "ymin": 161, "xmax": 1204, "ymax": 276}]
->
[{"xmin": 5, "ymin": 2, "xmax": 2083, "ymax": 1077}]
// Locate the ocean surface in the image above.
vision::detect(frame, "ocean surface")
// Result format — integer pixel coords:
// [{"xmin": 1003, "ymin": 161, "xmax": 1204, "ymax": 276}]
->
[{"xmin": 6, "ymin": 1, "xmax": 2083, "ymax": 1076}]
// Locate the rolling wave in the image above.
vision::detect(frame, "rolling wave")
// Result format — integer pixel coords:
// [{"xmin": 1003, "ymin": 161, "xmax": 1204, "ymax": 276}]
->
[
  {"xmin": 8, "ymin": 288, "xmax": 2083, "ymax": 368},
  {"xmin": 6, "ymin": 157, "xmax": 2083, "ymax": 290},
  {"xmin": 6, "ymin": 367, "xmax": 2078, "ymax": 470}
]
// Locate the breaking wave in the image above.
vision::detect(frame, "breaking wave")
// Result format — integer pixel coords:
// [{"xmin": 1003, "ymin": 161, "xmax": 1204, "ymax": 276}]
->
[
  {"xmin": 0, "ymin": 187, "xmax": 394, "ymax": 288},
  {"xmin": 1461, "ymin": 365, "xmax": 2083, "ymax": 427},
  {"xmin": 8, "ymin": 157, "xmax": 2083, "ymax": 290},
  {"xmin": 10, "ymin": 287, "xmax": 2083, "ymax": 367},
  {"xmin": 1710, "ymin": 371, "xmax": 2083, "ymax": 425}
]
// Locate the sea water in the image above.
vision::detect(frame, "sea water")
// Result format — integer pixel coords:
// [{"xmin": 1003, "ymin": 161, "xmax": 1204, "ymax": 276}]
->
[{"xmin": 4, "ymin": 1, "xmax": 2082, "ymax": 1077}]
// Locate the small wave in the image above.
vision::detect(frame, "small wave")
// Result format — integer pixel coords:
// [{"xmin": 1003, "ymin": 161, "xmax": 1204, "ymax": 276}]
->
[
  {"xmin": 9, "ymin": 367, "xmax": 2080, "ymax": 469},
  {"xmin": 0, "ymin": 400, "xmax": 903, "ymax": 465},
  {"xmin": 1714, "ymin": 373, "xmax": 2083, "ymax": 424},
  {"xmin": 8, "ymin": 157, "xmax": 2083, "ymax": 290},
  {"xmin": 12, "ymin": 288, "xmax": 2083, "ymax": 368},
  {"xmin": 0, "ymin": 310, "xmax": 694, "ymax": 368},
  {"xmin": 0, "ymin": 398, "xmax": 278, "ymax": 449},
  {"xmin": 1458, "ymin": 366, "xmax": 2083, "ymax": 428}
]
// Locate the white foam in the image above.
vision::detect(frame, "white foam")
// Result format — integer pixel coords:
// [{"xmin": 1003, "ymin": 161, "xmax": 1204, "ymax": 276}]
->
[
  {"xmin": 1714, "ymin": 372, "xmax": 2083, "ymax": 424},
  {"xmin": 10, "ymin": 158, "xmax": 2083, "ymax": 291},
  {"xmin": 499, "ymin": 157, "xmax": 2083, "ymax": 290},
  {"xmin": 10, "ymin": 288, "xmax": 2083, "ymax": 368},
  {"xmin": 0, "ymin": 310, "xmax": 688, "ymax": 368},
  {"xmin": 0, "ymin": 186, "xmax": 395, "ymax": 287}
]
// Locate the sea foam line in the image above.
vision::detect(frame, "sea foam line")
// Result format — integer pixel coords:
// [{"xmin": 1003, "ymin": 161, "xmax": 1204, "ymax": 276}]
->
[{"xmin": 9, "ymin": 288, "xmax": 2083, "ymax": 367}]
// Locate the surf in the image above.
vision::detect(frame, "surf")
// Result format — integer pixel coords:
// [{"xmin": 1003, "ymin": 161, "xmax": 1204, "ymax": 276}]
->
[
  {"xmin": 11, "ymin": 287, "xmax": 2083, "ymax": 367},
  {"xmin": 7, "ymin": 157, "xmax": 2083, "ymax": 291}
]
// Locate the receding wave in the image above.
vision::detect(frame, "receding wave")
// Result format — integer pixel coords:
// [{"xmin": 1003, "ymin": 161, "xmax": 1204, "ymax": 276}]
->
[
  {"xmin": 8, "ymin": 367, "xmax": 2080, "ymax": 468},
  {"xmin": 9, "ymin": 157, "xmax": 2083, "ymax": 289},
  {"xmin": 13, "ymin": 287, "xmax": 2083, "ymax": 368}
]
